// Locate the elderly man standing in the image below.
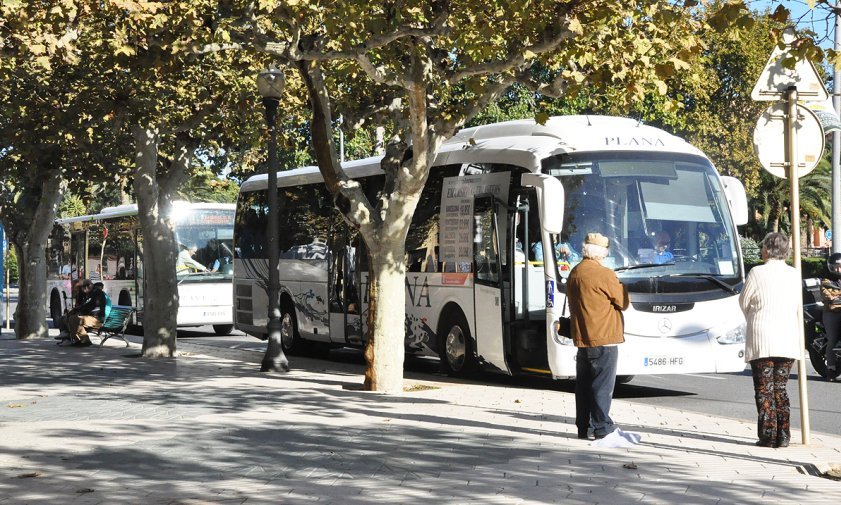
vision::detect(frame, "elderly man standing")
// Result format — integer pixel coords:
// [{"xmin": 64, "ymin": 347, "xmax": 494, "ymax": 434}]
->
[{"xmin": 566, "ymin": 232, "xmax": 629, "ymax": 440}]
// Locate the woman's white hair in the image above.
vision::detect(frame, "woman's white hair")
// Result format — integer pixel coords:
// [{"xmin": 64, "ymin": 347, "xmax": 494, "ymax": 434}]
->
[{"xmin": 582, "ymin": 243, "xmax": 609, "ymax": 260}]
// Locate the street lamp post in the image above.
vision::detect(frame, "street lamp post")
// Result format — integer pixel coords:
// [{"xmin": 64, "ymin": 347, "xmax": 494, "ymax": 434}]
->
[{"xmin": 257, "ymin": 69, "xmax": 289, "ymax": 373}]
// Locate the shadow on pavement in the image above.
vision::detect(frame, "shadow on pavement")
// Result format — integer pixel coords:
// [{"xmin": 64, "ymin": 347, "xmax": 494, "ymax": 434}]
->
[{"xmin": 0, "ymin": 338, "xmax": 826, "ymax": 504}]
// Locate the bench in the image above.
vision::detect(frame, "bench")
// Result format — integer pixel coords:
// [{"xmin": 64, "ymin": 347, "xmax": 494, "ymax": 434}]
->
[
  {"xmin": 97, "ymin": 305, "xmax": 136, "ymax": 347},
  {"xmin": 55, "ymin": 305, "xmax": 135, "ymax": 347}
]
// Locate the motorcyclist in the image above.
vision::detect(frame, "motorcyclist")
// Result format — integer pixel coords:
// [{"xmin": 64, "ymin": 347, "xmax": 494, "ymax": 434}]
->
[{"xmin": 820, "ymin": 252, "xmax": 841, "ymax": 381}]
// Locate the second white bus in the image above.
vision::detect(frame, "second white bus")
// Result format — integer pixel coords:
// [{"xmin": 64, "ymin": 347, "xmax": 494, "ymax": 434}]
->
[{"xmin": 46, "ymin": 202, "xmax": 237, "ymax": 334}]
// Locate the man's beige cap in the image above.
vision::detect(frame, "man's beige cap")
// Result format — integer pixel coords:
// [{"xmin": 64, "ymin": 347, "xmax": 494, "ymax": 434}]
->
[{"xmin": 585, "ymin": 232, "xmax": 609, "ymax": 248}]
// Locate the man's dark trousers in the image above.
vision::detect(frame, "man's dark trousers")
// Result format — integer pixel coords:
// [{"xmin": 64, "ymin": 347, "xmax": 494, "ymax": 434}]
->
[{"xmin": 575, "ymin": 345, "xmax": 619, "ymax": 438}]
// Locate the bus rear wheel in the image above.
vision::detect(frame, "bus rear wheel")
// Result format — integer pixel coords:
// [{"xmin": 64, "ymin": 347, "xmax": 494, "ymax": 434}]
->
[
  {"xmin": 213, "ymin": 324, "xmax": 234, "ymax": 336},
  {"xmin": 438, "ymin": 312, "xmax": 476, "ymax": 376}
]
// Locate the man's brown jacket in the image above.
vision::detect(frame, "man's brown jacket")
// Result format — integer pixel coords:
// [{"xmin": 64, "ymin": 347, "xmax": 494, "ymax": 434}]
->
[{"xmin": 567, "ymin": 258, "xmax": 629, "ymax": 347}]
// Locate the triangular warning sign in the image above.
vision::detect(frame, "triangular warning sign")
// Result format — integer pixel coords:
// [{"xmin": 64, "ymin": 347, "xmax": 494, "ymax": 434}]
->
[{"xmin": 751, "ymin": 43, "xmax": 829, "ymax": 102}]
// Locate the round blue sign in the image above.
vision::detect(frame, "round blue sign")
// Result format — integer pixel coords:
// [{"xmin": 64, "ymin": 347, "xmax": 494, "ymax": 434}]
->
[{"xmin": 827, "ymin": 229, "xmax": 833, "ymax": 241}]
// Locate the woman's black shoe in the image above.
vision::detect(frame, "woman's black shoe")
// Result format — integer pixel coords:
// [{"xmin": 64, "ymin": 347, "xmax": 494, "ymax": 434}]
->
[
  {"xmin": 776, "ymin": 438, "xmax": 790, "ymax": 448},
  {"xmin": 755, "ymin": 439, "xmax": 775, "ymax": 448}
]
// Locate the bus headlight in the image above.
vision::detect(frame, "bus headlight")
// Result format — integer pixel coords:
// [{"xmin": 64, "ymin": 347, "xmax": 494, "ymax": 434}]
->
[{"xmin": 717, "ymin": 323, "xmax": 746, "ymax": 345}]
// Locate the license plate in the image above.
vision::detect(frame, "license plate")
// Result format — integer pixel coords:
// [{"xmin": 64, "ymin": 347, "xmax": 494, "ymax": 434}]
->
[{"xmin": 644, "ymin": 356, "xmax": 684, "ymax": 367}]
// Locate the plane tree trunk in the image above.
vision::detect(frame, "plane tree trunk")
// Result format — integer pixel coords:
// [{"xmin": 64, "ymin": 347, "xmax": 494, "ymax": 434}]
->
[
  {"xmin": 10, "ymin": 171, "xmax": 63, "ymax": 339},
  {"xmin": 132, "ymin": 126, "xmax": 190, "ymax": 357}
]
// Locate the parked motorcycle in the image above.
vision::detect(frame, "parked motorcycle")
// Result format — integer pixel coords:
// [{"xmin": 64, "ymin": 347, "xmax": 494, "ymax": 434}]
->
[{"xmin": 803, "ymin": 278, "xmax": 841, "ymax": 380}]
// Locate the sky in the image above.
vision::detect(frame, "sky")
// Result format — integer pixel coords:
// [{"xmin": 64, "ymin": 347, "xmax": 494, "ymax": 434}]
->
[{"xmin": 750, "ymin": 0, "xmax": 836, "ymax": 49}]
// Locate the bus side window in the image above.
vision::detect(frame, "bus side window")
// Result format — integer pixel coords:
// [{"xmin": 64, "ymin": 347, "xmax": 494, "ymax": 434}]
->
[
  {"xmin": 473, "ymin": 199, "xmax": 499, "ymax": 283},
  {"xmin": 407, "ymin": 249, "xmax": 425, "ymax": 272}
]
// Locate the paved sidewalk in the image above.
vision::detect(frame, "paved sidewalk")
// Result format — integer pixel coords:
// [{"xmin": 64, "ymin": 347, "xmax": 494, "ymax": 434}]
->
[{"xmin": 1, "ymin": 329, "xmax": 839, "ymax": 504}]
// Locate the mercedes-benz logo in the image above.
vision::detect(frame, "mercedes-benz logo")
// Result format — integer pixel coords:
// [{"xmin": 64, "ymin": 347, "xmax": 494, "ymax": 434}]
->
[{"xmin": 658, "ymin": 318, "xmax": 672, "ymax": 334}]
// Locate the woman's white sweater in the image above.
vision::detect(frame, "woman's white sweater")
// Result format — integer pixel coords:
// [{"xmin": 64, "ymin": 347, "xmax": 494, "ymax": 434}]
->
[{"xmin": 739, "ymin": 259, "xmax": 803, "ymax": 362}]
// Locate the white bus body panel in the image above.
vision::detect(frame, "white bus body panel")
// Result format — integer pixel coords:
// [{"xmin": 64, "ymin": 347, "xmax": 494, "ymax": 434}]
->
[
  {"xmin": 473, "ymin": 283, "xmax": 508, "ymax": 373},
  {"xmin": 399, "ymin": 273, "xmax": 476, "ymax": 357},
  {"xmin": 235, "ymin": 258, "xmax": 330, "ymax": 340},
  {"xmin": 176, "ymin": 282, "xmax": 233, "ymax": 326}
]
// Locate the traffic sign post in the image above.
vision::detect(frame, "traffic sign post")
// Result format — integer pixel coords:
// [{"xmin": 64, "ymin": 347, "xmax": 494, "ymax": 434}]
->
[
  {"xmin": 751, "ymin": 29, "xmax": 822, "ymax": 447},
  {"xmin": 785, "ymin": 87, "xmax": 811, "ymax": 448}
]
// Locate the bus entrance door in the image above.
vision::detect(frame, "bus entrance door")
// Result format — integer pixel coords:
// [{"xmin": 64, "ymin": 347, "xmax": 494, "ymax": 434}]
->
[{"xmin": 472, "ymin": 196, "xmax": 510, "ymax": 374}]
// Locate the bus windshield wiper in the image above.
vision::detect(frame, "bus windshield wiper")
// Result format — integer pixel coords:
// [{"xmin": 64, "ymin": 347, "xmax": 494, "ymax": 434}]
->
[
  {"xmin": 660, "ymin": 272, "xmax": 737, "ymax": 294},
  {"xmin": 614, "ymin": 262, "xmax": 675, "ymax": 273}
]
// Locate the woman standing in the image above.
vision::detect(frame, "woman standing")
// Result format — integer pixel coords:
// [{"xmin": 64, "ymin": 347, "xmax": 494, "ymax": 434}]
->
[{"xmin": 739, "ymin": 232, "xmax": 802, "ymax": 448}]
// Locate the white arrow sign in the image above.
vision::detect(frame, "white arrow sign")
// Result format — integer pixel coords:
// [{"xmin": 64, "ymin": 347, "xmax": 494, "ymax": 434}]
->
[{"xmin": 751, "ymin": 41, "xmax": 829, "ymax": 102}]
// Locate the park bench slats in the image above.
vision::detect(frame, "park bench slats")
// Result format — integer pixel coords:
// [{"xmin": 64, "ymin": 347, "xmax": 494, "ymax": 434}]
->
[{"xmin": 97, "ymin": 305, "xmax": 135, "ymax": 347}]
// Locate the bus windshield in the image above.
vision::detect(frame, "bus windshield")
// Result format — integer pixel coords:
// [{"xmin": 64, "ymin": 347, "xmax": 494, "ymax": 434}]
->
[
  {"xmin": 544, "ymin": 151, "xmax": 741, "ymax": 294},
  {"xmin": 174, "ymin": 208, "xmax": 235, "ymax": 280}
]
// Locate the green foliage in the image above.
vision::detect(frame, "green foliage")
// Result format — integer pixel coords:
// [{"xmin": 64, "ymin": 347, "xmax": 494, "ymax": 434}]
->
[
  {"xmin": 743, "ymin": 256, "xmax": 826, "ymax": 279},
  {"xmin": 740, "ymin": 235, "xmax": 761, "ymax": 262},
  {"xmin": 801, "ymin": 257, "xmax": 826, "ymax": 279},
  {"xmin": 178, "ymin": 168, "xmax": 240, "ymax": 203},
  {"xmin": 58, "ymin": 194, "xmax": 88, "ymax": 219}
]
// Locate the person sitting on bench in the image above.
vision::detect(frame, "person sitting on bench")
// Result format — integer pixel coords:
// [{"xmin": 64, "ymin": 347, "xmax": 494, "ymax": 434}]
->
[
  {"xmin": 56, "ymin": 279, "xmax": 90, "ymax": 337},
  {"xmin": 66, "ymin": 280, "xmax": 111, "ymax": 346}
]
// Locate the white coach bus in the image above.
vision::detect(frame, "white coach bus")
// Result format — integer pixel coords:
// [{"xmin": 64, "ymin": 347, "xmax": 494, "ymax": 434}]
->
[
  {"xmin": 46, "ymin": 202, "xmax": 236, "ymax": 335},
  {"xmin": 234, "ymin": 116, "xmax": 749, "ymax": 379}
]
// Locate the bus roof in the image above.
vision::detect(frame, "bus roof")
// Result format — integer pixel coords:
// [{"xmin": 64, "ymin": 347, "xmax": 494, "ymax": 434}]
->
[
  {"xmin": 57, "ymin": 201, "xmax": 235, "ymax": 224},
  {"xmin": 240, "ymin": 115, "xmax": 705, "ymax": 192}
]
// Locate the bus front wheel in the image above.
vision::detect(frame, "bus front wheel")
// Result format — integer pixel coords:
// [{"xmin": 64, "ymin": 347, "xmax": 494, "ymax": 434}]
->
[
  {"xmin": 213, "ymin": 324, "xmax": 234, "ymax": 336},
  {"xmin": 280, "ymin": 306, "xmax": 302, "ymax": 354},
  {"xmin": 437, "ymin": 311, "xmax": 476, "ymax": 376}
]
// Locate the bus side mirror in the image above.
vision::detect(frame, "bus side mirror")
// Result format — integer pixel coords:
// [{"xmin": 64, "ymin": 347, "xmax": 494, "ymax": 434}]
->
[
  {"xmin": 721, "ymin": 176, "xmax": 748, "ymax": 226},
  {"xmin": 521, "ymin": 173, "xmax": 565, "ymax": 234}
]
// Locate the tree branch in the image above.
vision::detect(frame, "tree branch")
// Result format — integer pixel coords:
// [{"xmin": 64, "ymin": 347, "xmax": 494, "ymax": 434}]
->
[
  {"xmin": 516, "ymin": 69, "xmax": 568, "ymax": 98},
  {"xmin": 253, "ymin": 4, "xmax": 449, "ymax": 64},
  {"xmin": 295, "ymin": 59, "xmax": 379, "ymax": 231},
  {"xmin": 169, "ymin": 102, "xmax": 219, "ymax": 135},
  {"xmin": 447, "ymin": 21, "xmax": 574, "ymax": 83},
  {"xmin": 444, "ymin": 77, "xmax": 517, "ymax": 138},
  {"xmin": 355, "ymin": 53, "xmax": 403, "ymax": 87},
  {"xmin": 160, "ymin": 136, "xmax": 194, "ymax": 198},
  {"xmin": 190, "ymin": 42, "xmax": 245, "ymax": 55}
]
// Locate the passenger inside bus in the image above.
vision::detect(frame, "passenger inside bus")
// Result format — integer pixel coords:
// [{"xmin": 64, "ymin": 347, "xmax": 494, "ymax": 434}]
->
[
  {"xmin": 531, "ymin": 238, "xmax": 580, "ymax": 263},
  {"xmin": 61, "ymin": 259, "xmax": 77, "ymax": 280},
  {"xmin": 176, "ymin": 244, "xmax": 209, "ymax": 274},
  {"xmin": 653, "ymin": 231, "xmax": 674, "ymax": 264}
]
